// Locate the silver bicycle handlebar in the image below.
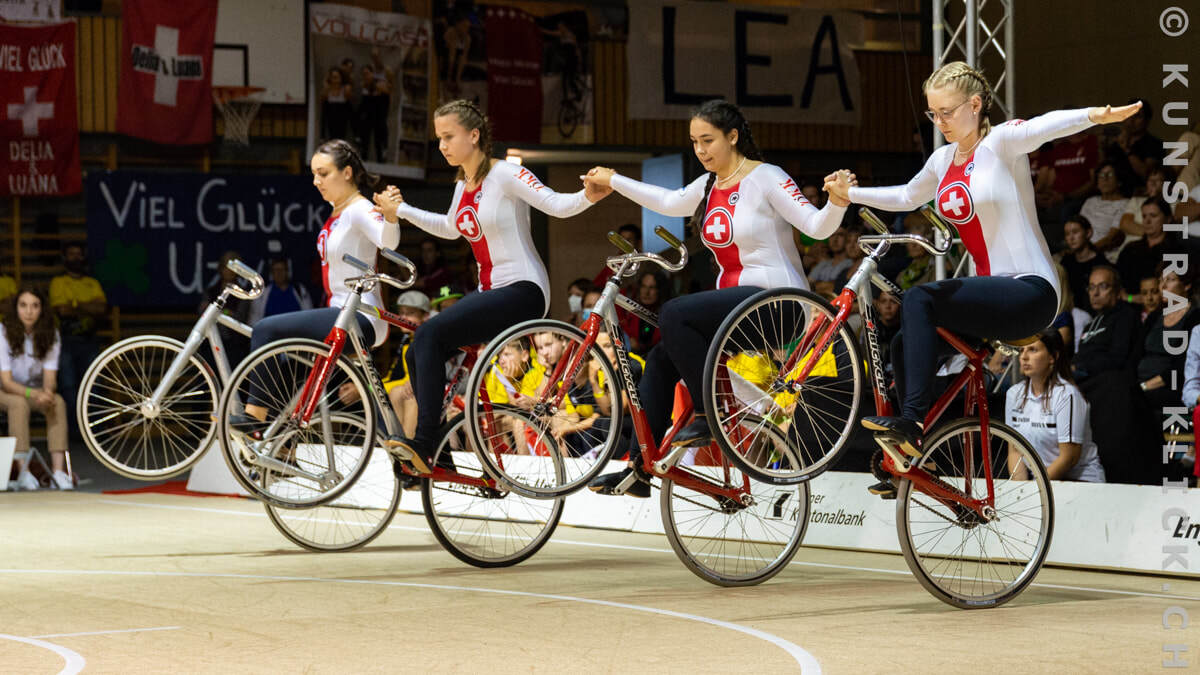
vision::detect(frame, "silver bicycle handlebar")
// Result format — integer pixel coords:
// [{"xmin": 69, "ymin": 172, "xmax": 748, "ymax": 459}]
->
[
  {"xmin": 224, "ymin": 259, "xmax": 264, "ymax": 300},
  {"xmin": 605, "ymin": 225, "xmax": 688, "ymax": 275},
  {"xmin": 342, "ymin": 250, "xmax": 417, "ymax": 292},
  {"xmin": 857, "ymin": 206, "xmax": 954, "ymax": 257}
]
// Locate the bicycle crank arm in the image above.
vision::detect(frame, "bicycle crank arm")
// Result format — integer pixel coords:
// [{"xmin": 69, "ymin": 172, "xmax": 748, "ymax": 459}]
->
[{"xmin": 653, "ymin": 444, "xmax": 691, "ymax": 475}]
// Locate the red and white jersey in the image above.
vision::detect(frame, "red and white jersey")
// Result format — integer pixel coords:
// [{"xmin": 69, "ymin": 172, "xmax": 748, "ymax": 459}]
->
[
  {"xmin": 611, "ymin": 163, "xmax": 846, "ymax": 290},
  {"xmin": 395, "ymin": 160, "xmax": 592, "ymax": 315},
  {"xmin": 850, "ymin": 108, "xmax": 1095, "ymax": 306},
  {"xmin": 317, "ymin": 197, "xmax": 400, "ymax": 347}
]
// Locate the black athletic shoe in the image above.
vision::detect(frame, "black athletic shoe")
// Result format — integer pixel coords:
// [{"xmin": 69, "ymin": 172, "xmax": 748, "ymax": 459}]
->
[
  {"xmin": 587, "ymin": 467, "xmax": 651, "ymax": 498},
  {"xmin": 861, "ymin": 416, "xmax": 923, "ymax": 457},
  {"xmin": 385, "ymin": 435, "xmax": 431, "ymax": 474},
  {"xmin": 229, "ymin": 413, "xmax": 272, "ymax": 465},
  {"xmin": 868, "ymin": 479, "xmax": 897, "ymax": 499},
  {"xmin": 671, "ymin": 416, "xmax": 711, "ymax": 447}
]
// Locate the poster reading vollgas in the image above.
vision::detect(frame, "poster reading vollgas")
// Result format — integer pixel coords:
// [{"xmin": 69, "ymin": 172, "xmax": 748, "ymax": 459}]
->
[{"xmin": 308, "ymin": 3, "xmax": 433, "ymax": 179}]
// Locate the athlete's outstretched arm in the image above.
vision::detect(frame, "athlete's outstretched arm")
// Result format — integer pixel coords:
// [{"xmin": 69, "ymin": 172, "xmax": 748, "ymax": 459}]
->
[
  {"xmin": 761, "ymin": 164, "xmax": 847, "ymax": 240},
  {"xmin": 586, "ymin": 167, "xmax": 707, "ymax": 217},
  {"xmin": 375, "ymin": 186, "xmax": 459, "ymax": 240},
  {"xmin": 500, "ymin": 164, "xmax": 597, "ymax": 218},
  {"xmin": 826, "ymin": 155, "xmax": 942, "ymax": 212}
]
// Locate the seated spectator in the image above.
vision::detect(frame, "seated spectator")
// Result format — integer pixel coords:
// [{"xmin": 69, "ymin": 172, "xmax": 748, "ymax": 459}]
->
[
  {"xmin": 1006, "ymin": 329, "xmax": 1106, "ymax": 482},
  {"xmin": 1137, "ymin": 264, "xmax": 1199, "ymax": 409},
  {"xmin": 897, "ymin": 220, "xmax": 935, "ymax": 290},
  {"xmin": 801, "ymin": 239, "xmax": 829, "ymax": 278},
  {"xmin": 808, "ymin": 228, "xmax": 853, "ymax": 284},
  {"xmin": 873, "ymin": 288, "xmax": 903, "ymax": 365},
  {"xmin": 1138, "ymin": 274, "xmax": 1162, "ymax": 322},
  {"xmin": 0, "ymin": 273, "xmax": 14, "ymax": 311},
  {"xmin": 834, "ymin": 225, "xmax": 865, "ymax": 292},
  {"xmin": 1080, "ymin": 162, "xmax": 1129, "ymax": 254},
  {"xmin": 589, "ymin": 325, "xmax": 644, "ymax": 459},
  {"xmin": 1056, "ymin": 216, "xmax": 1103, "ymax": 312},
  {"xmin": 518, "ymin": 331, "xmax": 599, "ymax": 455},
  {"xmin": 199, "ymin": 250, "xmax": 251, "ymax": 367},
  {"xmin": 801, "ymin": 180, "xmax": 824, "ymax": 208},
  {"xmin": 579, "ymin": 289, "xmax": 602, "ymax": 327},
  {"xmin": 564, "ymin": 277, "xmax": 592, "ymax": 325},
  {"xmin": 248, "ymin": 257, "xmax": 313, "ymax": 325},
  {"xmin": 593, "ymin": 223, "xmax": 641, "ymax": 289},
  {"xmin": 1182, "ymin": 323, "xmax": 1200, "ymax": 413},
  {"xmin": 379, "ymin": 291, "xmax": 430, "ymax": 485},
  {"xmin": 1114, "ymin": 97, "xmax": 1164, "ymax": 181},
  {"xmin": 429, "ymin": 284, "xmax": 464, "ymax": 315},
  {"xmin": 1074, "ymin": 265, "xmax": 1140, "ymax": 383},
  {"xmin": 0, "ymin": 286, "xmax": 70, "ymax": 490},
  {"xmin": 50, "ymin": 242, "xmax": 108, "ymax": 427},
  {"xmin": 1116, "ymin": 166, "xmax": 1171, "ymax": 246},
  {"xmin": 620, "ymin": 269, "xmax": 667, "ymax": 355},
  {"xmin": 1117, "ymin": 197, "xmax": 1182, "ymax": 296},
  {"xmin": 1045, "ymin": 128, "xmax": 1100, "ymax": 225},
  {"xmin": 1050, "ymin": 262, "xmax": 1091, "ymax": 353},
  {"xmin": 415, "ymin": 238, "xmax": 455, "ymax": 297}
]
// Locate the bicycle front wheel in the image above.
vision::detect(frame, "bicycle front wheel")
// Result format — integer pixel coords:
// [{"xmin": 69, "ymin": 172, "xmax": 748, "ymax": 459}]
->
[
  {"xmin": 897, "ymin": 419, "xmax": 1054, "ymax": 609},
  {"xmin": 265, "ymin": 414, "xmax": 400, "ymax": 552},
  {"xmin": 78, "ymin": 336, "xmax": 219, "ymax": 479},
  {"xmin": 662, "ymin": 442, "xmax": 809, "ymax": 587},
  {"xmin": 464, "ymin": 319, "xmax": 623, "ymax": 499},
  {"xmin": 705, "ymin": 288, "xmax": 862, "ymax": 485},
  {"xmin": 217, "ymin": 339, "xmax": 377, "ymax": 509},
  {"xmin": 423, "ymin": 415, "xmax": 565, "ymax": 567}
]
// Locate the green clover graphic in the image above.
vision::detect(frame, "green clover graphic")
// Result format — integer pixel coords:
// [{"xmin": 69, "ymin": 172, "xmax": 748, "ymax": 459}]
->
[{"xmin": 95, "ymin": 239, "xmax": 150, "ymax": 296}]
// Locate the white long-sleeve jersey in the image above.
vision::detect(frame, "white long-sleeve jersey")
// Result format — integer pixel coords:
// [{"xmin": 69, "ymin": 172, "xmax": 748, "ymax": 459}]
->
[
  {"xmin": 850, "ymin": 108, "xmax": 1096, "ymax": 307},
  {"xmin": 611, "ymin": 163, "xmax": 846, "ymax": 290},
  {"xmin": 317, "ymin": 197, "xmax": 400, "ymax": 347},
  {"xmin": 395, "ymin": 160, "xmax": 592, "ymax": 315}
]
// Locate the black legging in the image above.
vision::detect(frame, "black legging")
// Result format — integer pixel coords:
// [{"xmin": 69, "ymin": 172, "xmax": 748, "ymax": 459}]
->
[
  {"xmin": 631, "ymin": 286, "xmax": 762, "ymax": 463},
  {"xmin": 247, "ymin": 308, "xmax": 376, "ymax": 407},
  {"xmin": 892, "ymin": 275, "xmax": 1057, "ymax": 423},
  {"xmin": 406, "ymin": 281, "xmax": 545, "ymax": 450}
]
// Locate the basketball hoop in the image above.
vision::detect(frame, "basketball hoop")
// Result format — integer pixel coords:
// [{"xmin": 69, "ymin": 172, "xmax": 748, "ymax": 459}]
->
[{"xmin": 213, "ymin": 86, "xmax": 265, "ymax": 146}]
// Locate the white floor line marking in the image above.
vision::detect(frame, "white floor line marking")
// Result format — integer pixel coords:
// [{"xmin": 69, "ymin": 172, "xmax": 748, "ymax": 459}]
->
[
  {"xmin": 0, "ymin": 633, "xmax": 85, "ymax": 675},
  {"xmin": 29, "ymin": 626, "xmax": 182, "ymax": 639},
  {"xmin": 0, "ymin": 569, "xmax": 820, "ymax": 674},
  {"xmin": 95, "ymin": 496, "xmax": 1200, "ymax": 603}
]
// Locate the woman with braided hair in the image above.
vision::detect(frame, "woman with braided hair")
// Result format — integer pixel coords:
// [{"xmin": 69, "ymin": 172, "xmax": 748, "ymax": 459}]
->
[
  {"xmin": 372, "ymin": 99, "xmax": 611, "ymax": 473},
  {"xmin": 582, "ymin": 99, "xmax": 850, "ymax": 497},
  {"xmin": 823, "ymin": 61, "xmax": 1144, "ymax": 495}
]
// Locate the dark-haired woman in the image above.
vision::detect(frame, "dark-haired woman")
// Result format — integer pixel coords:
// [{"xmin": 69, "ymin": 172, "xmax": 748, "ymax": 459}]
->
[
  {"xmin": 582, "ymin": 99, "xmax": 849, "ymax": 496},
  {"xmin": 0, "ymin": 286, "xmax": 70, "ymax": 490},
  {"xmin": 240, "ymin": 139, "xmax": 398, "ymax": 423},
  {"xmin": 1117, "ymin": 197, "xmax": 1183, "ymax": 297},
  {"xmin": 1056, "ymin": 215, "xmax": 1102, "ymax": 312},
  {"xmin": 825, "ymin": 60, "xmax": 1143, "ymax": 464},
  {"xmin": 372, "ymin": 99, "xmax": 610, "ymax": 472},
  {"xmin": 1005, "ymin": 330, "xmax": 1105, "ymax": 482}
]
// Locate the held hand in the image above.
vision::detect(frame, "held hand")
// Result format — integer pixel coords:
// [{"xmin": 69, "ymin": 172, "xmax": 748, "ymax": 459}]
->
[
  {"xmin": 1089, "ymin": 101, "xmax": 1142, "ymax": 125},
  {"xmin": 372, "ymin": 185, "xmax": 403, "ymax": 222},
  {"xmin": 338, "ymin": 381, "xmax": 361, "ymax": 404},
  {"xmin": 822, "ymin": 169, "xmax": 856, "ymax": 206},
  {"xmin": 32, "ymin": 390, "xmax": 54, "ymax": 408},
  {"xmin": 581, "ymin": 166, "xmax": 616, "ymax": 189},
  {"xmin": 583, "ymin": 178, "xmax": 613, "ymax": 203}
]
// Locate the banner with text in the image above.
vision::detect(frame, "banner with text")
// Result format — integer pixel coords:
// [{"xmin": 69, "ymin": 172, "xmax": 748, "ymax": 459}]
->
[
  {"xmin": 86, "ymin": 171, "xmax": 330, "ymax": 307},
  {"xmin": 308, "ymin": 3, "xmax": 432, "ymax": 180},
  {"xmin": 0, "ymin": 20, "xmax": 79, "ymax": 196},
  {"xmin": 627, "ymin": 0, "xmax": 862, "ymax": 124},
  {"xmin": 0, "ymin": 0, "xmax": 61, "ymax": 23}
]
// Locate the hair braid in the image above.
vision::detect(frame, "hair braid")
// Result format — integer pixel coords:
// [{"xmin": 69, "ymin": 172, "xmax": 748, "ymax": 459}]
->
[{"xmin": 434, "ymin": 99, "xmax": 495, "ymax": 184}]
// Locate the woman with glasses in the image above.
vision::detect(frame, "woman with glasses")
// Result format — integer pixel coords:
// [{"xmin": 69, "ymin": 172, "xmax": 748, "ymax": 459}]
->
[
  {"xmin": 824, "ymin": 60, "xmax": 1143, "ymax": 469},
  {"xmin": 1079, "ymin": 161, "xmax": 1130, "ymax": 255}
]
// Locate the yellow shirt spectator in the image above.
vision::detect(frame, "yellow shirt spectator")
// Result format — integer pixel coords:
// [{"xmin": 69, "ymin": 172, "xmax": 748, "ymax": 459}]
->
[{"xmin": 50, "ymin": 274, "xmax": 107, "ymax": 337}]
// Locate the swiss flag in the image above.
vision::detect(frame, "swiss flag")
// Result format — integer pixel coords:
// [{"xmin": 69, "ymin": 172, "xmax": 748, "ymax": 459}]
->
[
  {"xmin": 0, "ymin": 21, "xmax": 80, "ymax": 196},
  {"xmin": 116, "ymin": 0, "xmax": 217, "ymax": 145}
]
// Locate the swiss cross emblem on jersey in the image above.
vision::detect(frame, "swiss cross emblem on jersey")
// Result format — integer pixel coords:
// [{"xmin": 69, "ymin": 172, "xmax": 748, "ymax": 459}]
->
[
  {"xmin": 702, "ymin": 207, "xmax": 735, "ymax": 248},
  {"xmin": 936, "ymin": 181, "xmax": 976, "ymax": 226},
  {"xmin": 455, "ymin": 205, "xmax": 483, "ymax": 241}
]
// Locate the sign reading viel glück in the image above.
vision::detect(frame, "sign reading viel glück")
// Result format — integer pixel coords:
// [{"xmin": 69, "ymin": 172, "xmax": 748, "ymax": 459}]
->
[{"xmin": 86, "ymin": 171, "xmax": 331, "ymax": 307}]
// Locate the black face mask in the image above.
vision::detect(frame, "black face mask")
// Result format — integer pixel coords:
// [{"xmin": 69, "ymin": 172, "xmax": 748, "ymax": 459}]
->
[{"xmin": 65, "ymin": 259, "xmax": 86, "ymax": 274}]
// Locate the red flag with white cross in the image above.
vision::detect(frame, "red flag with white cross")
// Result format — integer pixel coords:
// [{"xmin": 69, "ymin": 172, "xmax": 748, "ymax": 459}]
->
[
  {"xmin": 0, "ymin": 21, "xmax": 81, "ymax": 196},
  {"xmin": 116, "ymin": 0, "xmax": 217, "ymax": 145}
]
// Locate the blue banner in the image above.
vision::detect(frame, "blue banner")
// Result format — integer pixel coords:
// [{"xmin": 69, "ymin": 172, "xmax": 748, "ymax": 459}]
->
[{"xmin": 86, "ymin": 171, "xmax": 331, "ymax": 307}]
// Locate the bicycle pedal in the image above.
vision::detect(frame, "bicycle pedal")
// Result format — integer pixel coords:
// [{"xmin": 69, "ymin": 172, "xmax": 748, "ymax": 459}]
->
[{"xmin": 874, "ymin": 434, "xmax": 912, "ymax": 473}]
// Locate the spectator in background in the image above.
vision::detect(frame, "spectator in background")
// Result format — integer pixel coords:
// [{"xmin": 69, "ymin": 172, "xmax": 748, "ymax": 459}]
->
[
  {"xmin": 593, "ymin": 223, "xmax": 641, "ymax": 289},
  {"xmin": 1074, "ymin": 265, "xmax": 1140, "ymax": 384},
  {"xmin": 808, "ymin": 227, "xmax": 852, "ymax": 287},
  {"xmin": 1117, "ymin": 197, "xmax": 1181, "ymax": 296},
  {"xmin": 801, "ymin": 180, "xmax": 825, "ymax": 209},
  {"xmin": 1051, "ymin": 262, "xmax": 1090, "ymax": 353},
  {"xmin": 199, "ymin": 250, "xmax": 252, "ymax": 368},
  {"xmin": 0, "ymin": 273, "xmax": 14, "ymax": 312},
  {"xmin": 801, "ymin": 239, "xmax": 829, "ymax": 279},
  {"xmin": 248, "ymin": 257, "xmax": 313, "ymax": 325},
  {"xmin": 873, "ymin": 288, "xmax": 903, "ymax": 369},
  {"xmin": 359, "ymin": 63, "xmax": 391, "ymax": 162},
  {"xmin": 321, "ymin": 67, "xmax": 353, "ymax": 140},
  {"xmin": 1006, "ymin": 329, "xmax": 1106, "ymax": 482},
  {"xmin": 381, "ymin": 291, "xmax": 431, "ymax": 452},
  {"xmin": 897, "ymin": 220, "xmax": 935, "ymax": 290},
  {"xmin": 579, "ymin": 288, "xmax": 602, "ymax": 327},
  {"xmin": 620, "ymin": 269, "xmax": 667, "ymax": 355},
  {"xmin": 1056, "ymin": 216, "xmax": 1102, "ymax": 312},
  {"xmin": 1080, "ymin": 162, "xmax": 1129, "ymax": 254},
  {"xmin": 1114, "ymin": 98, "xmax": 1164, "ymax": 181},
  {"xmin": 429, "ymin": 283, "xmax": 464, "ymax": 316},
  {"xmin": 834, "ymin": 225, "xmax": 865, "ymax": 292},
  {"xmin": 1046, "ymin": 128, "xmax": 1100, "ymax": 223},
  {"xmin": 416, "ymin": 238, "xmax": 454, "ymax": 297},
  {"xmin": 1117, "ymin": 166, "xmax": 1171, "ymax": 246},
  {"xmin": 565, "ymin": 277, "xmax": 592, "ymax": 325},
  {"xmin": 1138, "ymin": 273, "xmax": 1163, "ymax": 322},
  {"xmin": 50, "ymin": 242, "xmax": 107, "ymax": 427},
  {"xmin": 1137, "ymin": 264, "xmax": 1198, "ymax": 409},
  {"xmin": 0, "ymin": 286, "xmax": 70, "ymax": 490}
]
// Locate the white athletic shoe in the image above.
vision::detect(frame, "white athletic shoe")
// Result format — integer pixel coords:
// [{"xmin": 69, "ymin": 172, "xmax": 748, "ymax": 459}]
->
[
  {"xmin": 52, "ymin": 471, "xmax": 74, "ymax": 490},
  {"xmin": 17, "ymin": 470, "xmax": 39, "ymax": 491}
]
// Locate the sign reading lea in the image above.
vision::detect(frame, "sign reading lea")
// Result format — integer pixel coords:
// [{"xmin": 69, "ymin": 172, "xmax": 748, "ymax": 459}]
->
[{"xmin": 627, "ymin": 0, "xmax": 863, "ymax": 125}]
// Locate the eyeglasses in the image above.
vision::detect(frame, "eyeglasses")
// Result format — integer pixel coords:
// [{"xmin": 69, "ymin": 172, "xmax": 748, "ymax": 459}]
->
[
  {"xmin": 924, "ymin": 99, "xmax": 969, "ymax": 123},
  {"xmin": 1086, "ymin": 282, "xmax": 1114, "ymax": 292},
  {"xmin": 1097, "ymin": 170, "xmax": 1116, "ymax": 178}
]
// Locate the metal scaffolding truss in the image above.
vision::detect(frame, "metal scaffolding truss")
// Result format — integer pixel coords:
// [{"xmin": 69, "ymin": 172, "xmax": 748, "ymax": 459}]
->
[{"xmin": 932, "ymin": 0, "xmax": 1016, "ymax": 133}]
